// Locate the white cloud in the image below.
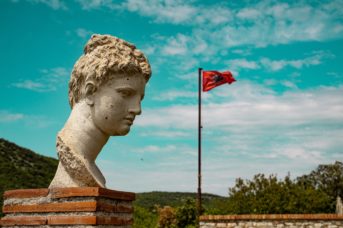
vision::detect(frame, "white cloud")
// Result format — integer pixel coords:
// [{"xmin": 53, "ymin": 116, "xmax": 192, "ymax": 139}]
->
[
  {"xmin": 162, "ymin": 34, "xmax": 190, "ymax": 55},
  {"xmin": 12, "ymin": 80, "xmax": 46, "ymax": 91},
  {"xmin": 136, "ymin": 105, "xmax": 196, "ymax": 129},
  {"xmin": 193, "ymin": 6, "xmax": 232, "ymax": 26},
  {"xmin": 71, "ymin": 0, "xmax": 343, "ymax": 49},
  {"xmin": 260, "ymin": 52, "xmax": 329, "ymax": 72},
  {"xmin": 138, "ymin": 81, "xmax": 343, "ymax": 159},
  {"xmin": 228, "ymin": 0, "xmax": 343, "ymax": 47},
  {"xmin": 125, "ymin": 0, "xmax": 197, "ymax": 24},
  {"xmin": 27, "ymin": 0, "xmax": 67, "ymax": 10},
  {"xmin": 227, "ymin": 59, "xmax": 260, "ymax": 71},
  {"xmin": 231, "ymin": 49, "xmax": 252, "ymax": 56},
  {"xmin": 75, "ymin": 28, "xmax": 93, "ymax": 39},
  {"xmin": 12, "ymin": 67, "xmax": 69, "ymax": 92},
  {"xmin": 138, "ymin": 82, "xmax": 343, "ymax": 130},
  {"xmin": 135, "ymin": 145, "xmax": 177, "ymax": 153},
  {"xmin": 135, "ymin": 0, "xmax": 343, "ymax": 66},
  {"xmin": 237, "ymin": 8, "xmax": 261, "ymax": 20},
  {"xmin": 76, "ymin": 0, "xmax": 121, "ymax": 10},
  {"xmin": 40, "ymin": 67, "xmax": 69, "ymax": 78},
  {"xmin": 278, "ymin": 147, "xmax": 323, "ymax": 162},
  {"xmin": 140, "ymin": 130, "xmax": 190, "ymax": 138},
  {"xmin": 152, "ymin": 90, "xmax": 196, "ymax": 101},
  {"xmin": 0, "ymin": 110, "xmax": 55, "ymax": 128},
  {"xmin": 0, "ymin": 110, "xmax": 24, "ymax": 123},
  {"xmin": 125, "ymin": 0, "xmax": 234, "ymax": 26},
  {"xmin": 281, "ymin": 80, "xmax": 297, "ymax": 89},
  {"xmin": 226, "ymin": 51, "xmax": 333, "ymax": 73}
]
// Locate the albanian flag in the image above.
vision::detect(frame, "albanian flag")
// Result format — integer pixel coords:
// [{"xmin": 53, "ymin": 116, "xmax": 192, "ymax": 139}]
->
[{"xmin": 202, "ymin": 70, "xmax": 236, "ymax": 92}]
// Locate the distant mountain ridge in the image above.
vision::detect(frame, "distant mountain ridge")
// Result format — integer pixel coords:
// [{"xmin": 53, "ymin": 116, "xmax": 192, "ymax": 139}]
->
[
  {"xmin": 0, "ymin": 138, "xmax": 225, "ymax": 216},
  {"xmin": 135, "ymin": 191, "xmax": 225, "ymax": 209}
]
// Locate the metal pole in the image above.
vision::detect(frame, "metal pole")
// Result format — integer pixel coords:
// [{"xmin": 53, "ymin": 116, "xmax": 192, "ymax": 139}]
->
[{"xmin": 197, "ymin": 68, "xmax": 203, "ymax": 220}]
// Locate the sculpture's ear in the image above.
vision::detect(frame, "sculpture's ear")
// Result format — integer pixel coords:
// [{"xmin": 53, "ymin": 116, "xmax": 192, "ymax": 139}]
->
[{"xmin": 84, "ymin": 81, "xmax": 97, "ymax": 106}]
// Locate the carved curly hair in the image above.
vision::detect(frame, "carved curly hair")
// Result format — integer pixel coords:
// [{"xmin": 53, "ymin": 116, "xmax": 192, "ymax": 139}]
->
[{"xmin": 68, "ymin": 34, "xmax": 152, "ymax": 108}]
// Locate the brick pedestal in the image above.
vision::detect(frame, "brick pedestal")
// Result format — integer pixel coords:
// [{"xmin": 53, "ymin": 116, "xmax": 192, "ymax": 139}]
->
[{"xmin": 0, "ymin": 187, "xmax": 135, "ymax": 227}]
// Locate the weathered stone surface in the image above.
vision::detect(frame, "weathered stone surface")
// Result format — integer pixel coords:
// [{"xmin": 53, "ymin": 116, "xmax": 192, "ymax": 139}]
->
[
  {"xmin": 337, "ymin": 196, "xmax": 343, "ymax": 215},
  {"xmin": 49, "ymin": 187, "xmax": 135, "ymax": 201},
  {"xmin": 200, "ymin": 214, "xmax": 343, "ymax": 227},
  {"xmin": 49, "ymin": 34, "xmax": 152, "ymax": 188}
]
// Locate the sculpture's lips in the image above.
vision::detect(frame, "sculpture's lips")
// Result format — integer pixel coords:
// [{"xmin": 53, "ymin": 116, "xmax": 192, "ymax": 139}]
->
[{"xmin": 124, "ymin": 117, "xmax": 135, "ymax": 125}]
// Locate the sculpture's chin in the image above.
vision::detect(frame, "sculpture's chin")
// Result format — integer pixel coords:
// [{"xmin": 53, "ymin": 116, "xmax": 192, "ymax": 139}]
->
[{"xmin": 112, "ymin": 127, "xmax": 130, "ymax": 136}]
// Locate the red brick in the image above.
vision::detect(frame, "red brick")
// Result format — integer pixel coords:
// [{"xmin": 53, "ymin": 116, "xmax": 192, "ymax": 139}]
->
[
  {"xmin": 50, "ymin": 187, "xmax": 135, "ymax": 201},
  {"xmin": 99, "ymin": 188, "xmax": 136, "ymax": 201},
  {"xmin": 0, "ymin": 216, "xmax": 47, "ymax": 226},
  {"xmin": 3, "ymin": 189, "xmax": 49, "ymax": 199},
  {"xmin": 3, "ymin": 201, "xmax": 97, "ymax": 213},
  {"xmin": 97, "ymin": 216, "xmax": 133, "ymax": 225},
  {"xmin": 48, "ymin": 216, "xmax": 97, "ymax": 225},
  {"xmin": 97, "ymin": 201, "xmax": 133, "ymax": 213}
]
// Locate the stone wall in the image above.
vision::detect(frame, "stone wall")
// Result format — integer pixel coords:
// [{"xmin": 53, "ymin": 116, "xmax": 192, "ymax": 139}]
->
[{"xmin": 200, "ymin": 214, "xmax": 343, "ymax": 228}]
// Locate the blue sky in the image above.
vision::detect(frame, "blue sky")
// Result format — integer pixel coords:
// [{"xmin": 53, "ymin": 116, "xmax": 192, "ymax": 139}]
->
[{"xmin": 1, "ymin": 0, "xmax": 342, "ymax": 196}]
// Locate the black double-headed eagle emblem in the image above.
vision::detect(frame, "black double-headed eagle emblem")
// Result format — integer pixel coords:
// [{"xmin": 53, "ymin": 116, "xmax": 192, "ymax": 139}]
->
[{"xmin": 213, "ymin": 74, "xmax": 224, "ymax": 83}]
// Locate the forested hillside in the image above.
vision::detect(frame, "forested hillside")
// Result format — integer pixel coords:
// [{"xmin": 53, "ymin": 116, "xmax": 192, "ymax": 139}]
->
[
  {"xmin": 135, "ymin": 191, "xmax": 225, "ymax": 210},
  {"xmin": 0, "ymin": 138, "xmax": 58, "ymax": 216}
]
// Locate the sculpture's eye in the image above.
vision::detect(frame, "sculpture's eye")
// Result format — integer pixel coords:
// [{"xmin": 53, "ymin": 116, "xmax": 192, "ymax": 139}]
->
[{"xmin": 117, "ymin": 88, "xmax": 134, "ymax": 98}]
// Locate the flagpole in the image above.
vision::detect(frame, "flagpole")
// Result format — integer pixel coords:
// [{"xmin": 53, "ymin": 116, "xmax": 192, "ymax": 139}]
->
[{"xmin": 197, "ymin": 67, "xmax": 203, "ymax": 219}]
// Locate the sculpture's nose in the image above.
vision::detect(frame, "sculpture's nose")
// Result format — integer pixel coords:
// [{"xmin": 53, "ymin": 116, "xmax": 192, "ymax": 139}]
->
[{"xmin": 128, "ymin": 99, "xmax": 142, "ymax": 115}]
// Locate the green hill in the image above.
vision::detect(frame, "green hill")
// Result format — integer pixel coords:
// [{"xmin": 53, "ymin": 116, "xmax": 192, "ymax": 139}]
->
[
  {"xmin": 0, "ymin": 138, "xmax": 59, "ymax": 216},
  {"xmin": 135, "ymin": 191, "xmax": 225, "ymax": 210}
]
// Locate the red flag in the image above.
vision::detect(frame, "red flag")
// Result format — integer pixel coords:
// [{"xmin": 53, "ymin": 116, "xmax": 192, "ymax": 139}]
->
[{"xmin": 202, "ymin": 70, "xmax": 236, "ymax": 92}]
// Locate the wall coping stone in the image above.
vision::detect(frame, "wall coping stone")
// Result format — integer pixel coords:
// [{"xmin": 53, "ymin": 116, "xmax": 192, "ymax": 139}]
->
[
  {"xmin": 200, "ymin": 214, "xmax": 343, "ymax": 221},
  {"xmin": 3, "ymin": 187, "xmax": 135, "ymax": 201}
]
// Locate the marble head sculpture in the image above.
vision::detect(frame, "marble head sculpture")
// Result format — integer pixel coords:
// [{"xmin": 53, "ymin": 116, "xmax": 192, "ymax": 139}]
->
[{"xmin": 49, "ymin": 34, "xmax": 151, "ymax": 188}]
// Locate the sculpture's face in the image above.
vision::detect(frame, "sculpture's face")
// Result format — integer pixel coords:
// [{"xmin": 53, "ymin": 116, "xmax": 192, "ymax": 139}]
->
[{"xmin": 90, "ymin": 74, "xmax": 146, "ymax": 136}]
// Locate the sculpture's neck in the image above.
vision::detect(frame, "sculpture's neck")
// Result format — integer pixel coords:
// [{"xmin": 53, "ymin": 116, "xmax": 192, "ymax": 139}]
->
[{"xmin": 59, "ymin": 101, "xmax": 109, "ymax": 162}]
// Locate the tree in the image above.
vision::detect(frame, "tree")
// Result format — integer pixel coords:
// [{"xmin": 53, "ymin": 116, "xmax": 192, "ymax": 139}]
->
[
  {"xmin": 133, "ymin": 206, "xmax": 158, "ymax": 228},
  {"xmin": 157, "ymin": 206, "xmax": 176, "ymax": 228},
  {"xmin": 175, "ymin": 198, "xmax": 197, "ymax": 228},
  {"xmin": 297, "ymin": 161, "xmax": 343, "ymax": 211},
  {"xmin": 225, "ymin": 173, "xmax": 331, "ymax": 214}
]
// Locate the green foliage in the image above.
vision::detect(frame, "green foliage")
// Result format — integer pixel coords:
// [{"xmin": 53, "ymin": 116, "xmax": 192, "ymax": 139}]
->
[
  {"xmin": 297, "ymin": 161, "xmax": 343, "ymax": 211},
  {"xmin": 232, "ymin": 174, "xmax": 331, "ymax": 213},
  {"xmin": 133, "ymin": 205, "xmax": 158, "ymax": 228},
  {"xmin": 175, "ymin": 198, "xmax": 197, "ymax": 228},
  {"xmin": 154, "ymin": 199, "xmax": 197, "ymax": 228},
  {"xmin": 0, "ymin": 138, "xmax": 58, "ymax": 217}
]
